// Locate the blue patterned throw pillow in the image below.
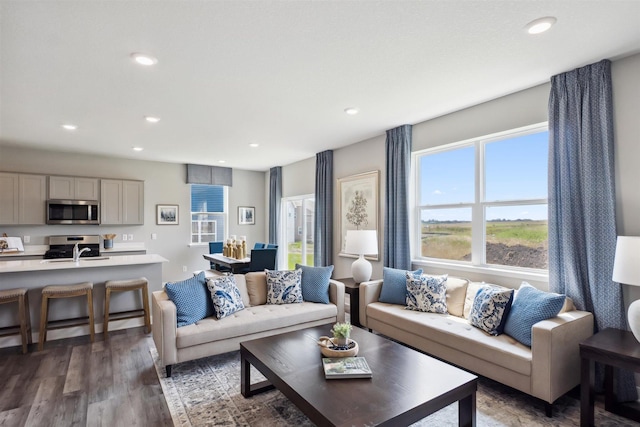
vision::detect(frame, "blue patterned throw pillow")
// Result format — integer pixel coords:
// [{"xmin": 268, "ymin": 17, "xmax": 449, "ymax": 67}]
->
[
  {"xmin": 379, "ymin": 267, "xmax": 424, "ymax": 305},
  {"xmin": 296, "ymin": 264, "xmax": 333, "ymax": 304},
  {"xmin": 504, "ymin": 282, "xmax": 565, "ymax": 347},
  {"xmin": 266, "ymin": 269, "xmax": 303, "ymax": 304},
  {"xmin": 164, "ymin": 271, "xmax": 214, "ymax": 327},
  {"xmin": 405, "ymin": 273, "xmax": 448, "ymax": 313},
  {"xmin": 207, "ymin": 274, "xmax": 245, "ymax": 319},
  {"xmin": 468, "ymin": 286, "xmax": 514, "ymax": 336}
]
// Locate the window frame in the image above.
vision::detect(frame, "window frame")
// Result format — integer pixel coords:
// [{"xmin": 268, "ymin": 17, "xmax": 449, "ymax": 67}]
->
[
  {"xmin": 280, "ymin": 193, "xmax": 315, "ymax": 269},
  {"xmin": 189, "ymin": 184, "xmax": 228, "ymax": 246},
  {"xmin": 412, "ymin": 122, "xmax": 549, "ymax": 278}
]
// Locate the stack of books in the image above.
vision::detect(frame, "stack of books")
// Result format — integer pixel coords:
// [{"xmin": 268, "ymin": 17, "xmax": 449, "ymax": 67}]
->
[{"xmin": 322, "ymin": 357, "xmax": 372, "ymax": 379}]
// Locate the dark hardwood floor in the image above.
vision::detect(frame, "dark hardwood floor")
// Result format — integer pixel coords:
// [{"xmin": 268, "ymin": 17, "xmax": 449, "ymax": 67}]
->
[{"xmin": 0, "ymin": 327, "xmax": 172, "ymax": 427}]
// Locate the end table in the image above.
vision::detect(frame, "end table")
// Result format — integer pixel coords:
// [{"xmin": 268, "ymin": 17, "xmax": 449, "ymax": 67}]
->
[
  {"xmin": 335, "ymin": 278, "xmax": 362, "ymax": 327},
  {"xmin": 580, "ymin": 327, "xmax": 640, "ymax": 426}
]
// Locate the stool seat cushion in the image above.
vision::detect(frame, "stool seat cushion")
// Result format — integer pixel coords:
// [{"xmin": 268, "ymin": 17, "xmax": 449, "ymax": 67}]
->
[
  {"xmin": 106, "ymin": 277, "xmax": 148, "ymax": 289},
  {"xmin": 42, "ymin": 282, "xmax": 93, "ymax": 295},
  {"xmin": 0, "ymin": 287, "xmax": 28, "ymax": 300}
]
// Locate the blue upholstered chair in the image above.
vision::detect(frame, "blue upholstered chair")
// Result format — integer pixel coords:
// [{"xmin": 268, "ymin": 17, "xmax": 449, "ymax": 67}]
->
[
  {"xmin": 242, "ymin": 248, "xmax": 277, "ymax": 273},
  {"xmin": 253, "ymin": 242, "xmax": 267, "ymax": 249}
]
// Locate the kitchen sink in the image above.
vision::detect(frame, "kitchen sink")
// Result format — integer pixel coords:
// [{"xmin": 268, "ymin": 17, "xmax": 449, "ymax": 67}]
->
[{"xmin": 41, "ymin": 256, "xmax": 111, "ymax": 263}]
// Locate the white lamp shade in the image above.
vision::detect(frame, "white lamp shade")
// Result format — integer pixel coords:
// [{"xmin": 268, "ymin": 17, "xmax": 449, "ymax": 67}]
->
[
  {"xmin": 345, "ymin": 230, "xmax": 378, "ymax": 256},
  {"xmin": 612, "ymin": 236, "xmax": 640, "ymax": 286}
]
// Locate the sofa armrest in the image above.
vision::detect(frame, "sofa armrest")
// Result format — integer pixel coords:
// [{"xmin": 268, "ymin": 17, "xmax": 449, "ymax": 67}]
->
[
  {"xmin": 329, "ymin": 280, "xmax": 346, "ymax": 323},
  {"xmin": 531, "ymin": 310, "xmax": 594, "ymax": 403},
  {"xmin": 359, "ymin": 279, "xmax": 383, "ymax": 328},
  {"xmin": 152, "ymin": 290, "xmax": 179, "ymax": 366}
]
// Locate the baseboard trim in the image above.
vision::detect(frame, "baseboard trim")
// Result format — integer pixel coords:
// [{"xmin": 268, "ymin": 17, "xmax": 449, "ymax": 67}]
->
[{"xmin": 0, "ymin": 316, "xmax": 150, "ymax": 349}]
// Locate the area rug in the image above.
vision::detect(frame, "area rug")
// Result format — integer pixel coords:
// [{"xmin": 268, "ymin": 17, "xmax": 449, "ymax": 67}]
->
[{"xmin": 149, "ymin": 342, "xmax": 637, "ymax": 427}]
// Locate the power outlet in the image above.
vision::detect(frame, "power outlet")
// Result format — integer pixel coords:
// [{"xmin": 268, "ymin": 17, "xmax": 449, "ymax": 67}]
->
[
  {"xmin": 122, "ymin": 234, "xmax": 128, "ymax": 241},
  {"xmin": 128, "ymin": 234, "xmax": 134, "ymax": 241},
  {"xmin": 182, "ymin": 266, "xmax": 187, "ymax": 272},
  {"xmin": 151, "ymin": 233, "xmax": 157, "ymax": 240},
  {"xmin": 23, "ymin": 236, "xmax": 30, "ymax": 243}
]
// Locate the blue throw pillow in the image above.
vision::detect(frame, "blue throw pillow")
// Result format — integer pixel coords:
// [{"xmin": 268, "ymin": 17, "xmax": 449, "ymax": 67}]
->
[
  {"xmin": 164, "ymin": 271, "xmax": 214, "ymax": 327},
  {"xmin": 468, "ymin": 286, "xmax": 514, "ymax": 336},
  {"xmin": 296, "ymin": 264, "xmax": 334, "ymax": 304},
  {"xmin": 379, "ymin": 267, "xmax": 423, "ymax": 305},
  {"xmin": 207, "ymin": 274, "xmax": 245, "ymax": 319},
  {"xmin": 504, "ymin": 282, "xmax": 565, "ymax": 347}
]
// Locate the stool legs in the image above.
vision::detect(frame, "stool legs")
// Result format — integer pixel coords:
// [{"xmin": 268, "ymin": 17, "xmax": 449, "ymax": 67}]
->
[
  {"xmin": 104, "ymin": 287, "xmax": 111, "ymax": 338},
  {"xmin": 38, "ymin": 294, "xmax": 50, "ymax": 351},
  {"xmin": 142, "ymin": 281, "xmax": 151, "ymax": 334},
  {"xmin": 87, "ymin": 287, "xmax": 95, "ymax": 343},
  {"xmin": 104, "ymin": 278, "xmax": 151, "ymax": 338},
  {"xmin": 18, "ymin": 292, "xmax": 32, "ymax": 354}
]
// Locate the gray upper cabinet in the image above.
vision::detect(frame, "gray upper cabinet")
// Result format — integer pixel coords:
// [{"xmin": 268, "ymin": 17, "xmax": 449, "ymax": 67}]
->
[
  {"xmin": 100, "ymin": 179, "xmax": 144, "ymax": 225},
  {"xmin": 0, "ymin": 172, "xmax": 47, "ymax": 224},
  {"xmin": 49, "ymin": 176, "xmax": 99, "ymax": 200}
]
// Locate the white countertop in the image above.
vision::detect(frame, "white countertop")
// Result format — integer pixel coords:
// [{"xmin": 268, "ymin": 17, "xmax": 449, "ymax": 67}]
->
[
  {"xmin": 0, "ymin": 245, "xmax": 48, "ymax": 258},
  {"xmin": 0, "ymin": 254, "xmax": 168, "ymax": 273}
]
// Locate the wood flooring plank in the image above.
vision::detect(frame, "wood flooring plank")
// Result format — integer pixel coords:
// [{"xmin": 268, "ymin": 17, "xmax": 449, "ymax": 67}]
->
[
  {"xmin": 88, "ymin": 343, "xmax": 114, "ymax": 404},
  {"xmin": 63, "ymin": 344, "xmax": 91, "ymax": 394},
  {"xmin": 0, "ymin": 406, "xmax": 30, "ymax": 427}
]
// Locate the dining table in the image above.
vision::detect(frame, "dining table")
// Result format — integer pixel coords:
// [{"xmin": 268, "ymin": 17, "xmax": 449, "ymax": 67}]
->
[{"xmin": 202, "ymin": 253, "xmax": 250, "ymax": 273}]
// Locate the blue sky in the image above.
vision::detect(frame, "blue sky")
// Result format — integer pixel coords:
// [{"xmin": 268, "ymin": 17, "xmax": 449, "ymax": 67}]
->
[{"xmin": 419, "ymin": 131, "xmax": 548, "ymax": 222}]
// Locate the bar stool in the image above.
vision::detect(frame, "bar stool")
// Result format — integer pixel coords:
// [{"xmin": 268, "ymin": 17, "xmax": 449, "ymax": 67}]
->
[
  {"xmin": 39, "ymin": 282, "xmax": 95, "ymax": 351},
  {"xmin": 104, "ymin": 277, "xmax": 151, "ymax": 338},
  {"xmin": 0, "ymin": 288, "xmax": 32, "ymax": 354}
]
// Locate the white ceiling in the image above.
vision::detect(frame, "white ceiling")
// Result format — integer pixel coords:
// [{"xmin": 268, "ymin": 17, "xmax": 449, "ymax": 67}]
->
[{"xmin": 1, "ymin": 1, "xmax": 639, "ymax": 172}]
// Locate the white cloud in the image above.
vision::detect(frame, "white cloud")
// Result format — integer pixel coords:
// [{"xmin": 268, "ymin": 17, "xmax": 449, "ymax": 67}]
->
[{"xmin": 433, "ymin": 190, "xmax": 443, "ymax": 195}]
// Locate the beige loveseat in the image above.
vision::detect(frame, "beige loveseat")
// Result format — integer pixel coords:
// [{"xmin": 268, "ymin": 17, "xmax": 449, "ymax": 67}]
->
[
  {"xmin": 359, "ymin": 277, "xmax": 594, "ymax": 415},
  {"xmin": 153, "ymin": 271, "xmax": 345, "ymax": 377}
]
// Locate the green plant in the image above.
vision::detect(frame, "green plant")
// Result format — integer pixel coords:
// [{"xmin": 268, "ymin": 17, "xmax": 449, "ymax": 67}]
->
[{"xmin": 331, "ymin": 322, "xmax": 352, "ymax": 339}]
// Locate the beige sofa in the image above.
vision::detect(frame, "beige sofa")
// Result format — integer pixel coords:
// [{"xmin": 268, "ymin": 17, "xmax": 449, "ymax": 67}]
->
[
  {"xmin": 153, "ymin": 271, "xmax": 345, "ymax": 377},
  {"xmin": 359, "ymin": 277, "xmax": 594, "ymax": 415}
]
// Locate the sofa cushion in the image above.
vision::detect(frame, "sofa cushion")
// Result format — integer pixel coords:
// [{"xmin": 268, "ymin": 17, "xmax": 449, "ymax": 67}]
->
[
  {"xmin": 366, "ymin": 302, "xmax": 532, "ymax": 376},
  {"xmin": 379, "ymin": 267, "xmax": 423, "ymax": 305},
  {"xmin": 245, "ymin": 272, "xmax": 267, "ymax": 306},
  {"xmin": 164, "ymin": 271, "xmax": 213, "ymax": 327},
  {"xmin": 176, "ymin": 302, "xmax": 337, "ymax": 348},
  {"xmin": 207, "ymin": 275, "xmax": 245, "ymax": 319},
  {"xmin": 445, "ymin": 277, "xmax": 469, "ymax": 317},
  {"xmin": 463, "ymin": 282, "xmax": 483, "ymax": 319},
  {"xmin": 504, "ymin": 282, "xmax": 565, "ymax": 347},
  {"xmin": 266, "ymin": 269, "xmax": 303, "ymax": 304},
  {"xmin": 405, "ymin": 273, "xmax": 448, "ymax": 313},
  {"xmin": 468, "ymin": 285, "xmax": 514, "ymax": 336},
  {"xmin": 296, "ymin": 263, "xmax": 333, "ymax": 304}
]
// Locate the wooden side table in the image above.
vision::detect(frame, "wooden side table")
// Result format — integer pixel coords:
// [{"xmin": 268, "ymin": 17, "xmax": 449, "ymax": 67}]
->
[
  {"xmin": 580, "ymin": 328, "xmax": 640, "ymax": 426},
  {"xmin": 335, "ymin": 278, "xmax": 361, "ymax": 327}
]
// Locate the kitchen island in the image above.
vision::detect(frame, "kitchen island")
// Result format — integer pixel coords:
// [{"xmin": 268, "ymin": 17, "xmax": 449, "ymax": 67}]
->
[{"xmin": 0, "ymin": 254, "xmax": 168, "ymax": 348}]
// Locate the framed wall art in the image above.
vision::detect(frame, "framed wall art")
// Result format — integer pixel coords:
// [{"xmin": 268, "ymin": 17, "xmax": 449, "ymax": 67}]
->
[
  {"xmin": 238, "ymin": 206, "xmax": 255, "ymax": 225},
  {"xmin": 338, "ymin": 170, "xmax": 379, "ymax": 259},
  {"xmin": 157, "ymin": 204, "xmax": 179, "ymax": 225}
]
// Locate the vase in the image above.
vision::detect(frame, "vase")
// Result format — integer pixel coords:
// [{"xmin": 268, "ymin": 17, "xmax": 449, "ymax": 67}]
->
[
  {"xmin": 104, "ymin": 239, "xmax": 113, "ymax": 249},
  {"xmin": 334, "ymin": 336, "xmax": 349, "ymax": 348}
]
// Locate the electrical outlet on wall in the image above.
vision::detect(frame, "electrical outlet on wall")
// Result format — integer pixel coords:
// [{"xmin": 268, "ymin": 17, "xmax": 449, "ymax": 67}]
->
[
  {"xmin": 182, "ymin": 266, "xmax": 187, "ymax": 272},
  {"xmin": 151, "ymin": 233, "xmax": 157, "ymax": 240},
  {"xmin": 122, "ymin": 234, "xmax": 127, "ymax": 241},
  {"xmin": 128, "ymin": 234, "xmax": 133, "ymax": 241},
  {"xmin": 23, "ymin": 236, "xmax": 30, "ymax": 243}
]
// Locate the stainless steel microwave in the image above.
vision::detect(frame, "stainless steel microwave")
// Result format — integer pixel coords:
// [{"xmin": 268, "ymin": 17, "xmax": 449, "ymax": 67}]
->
[{"xmin": 46, "ymin": 200, "xmax": 100, "ymax": 225}]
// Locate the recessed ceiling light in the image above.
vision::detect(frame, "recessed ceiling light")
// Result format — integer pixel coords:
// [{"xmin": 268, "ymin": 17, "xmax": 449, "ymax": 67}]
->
[
  {"xmin": 525, "ymin": 17, "xmax": 557, "ymax": 34},
  {"xmin": 218, "ymin": 160, "xmax": 226, "ymax": 164},
  {"xmin": 344, "ymin": 107, "xmax": 359, "ymax": 115},
  {"xmin": 132, "ymin": 147, "xmax": 144, "ymax": 152},
  {"xmin": 61, "ymin": 124, "xmax": 78, "ymax": 131},
  {"xmin": 145, "ymin": 116, "xmax": 161, "ymax": 123},
  {"xmin": 249, "ymin": 143, "xmax": 259, "ymax": 148},
  {"xmin": 131, "ymin": 52, "xmax": 158, "ymax": 66}
]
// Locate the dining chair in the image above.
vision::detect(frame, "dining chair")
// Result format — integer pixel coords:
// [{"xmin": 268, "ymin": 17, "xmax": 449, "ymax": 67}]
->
[
  {"xmin": 243, "ymin": 248, "xmax": 277, "ymax": 272},
  {"xmin": 208, "ymin": 241, "xmax": 230, "ymax": 272}
]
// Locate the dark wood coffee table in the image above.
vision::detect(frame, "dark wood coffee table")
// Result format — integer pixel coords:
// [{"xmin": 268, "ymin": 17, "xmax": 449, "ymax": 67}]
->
[{"xmin": 240, "ymin": 324, "xmax": 477, "ymax": 426}]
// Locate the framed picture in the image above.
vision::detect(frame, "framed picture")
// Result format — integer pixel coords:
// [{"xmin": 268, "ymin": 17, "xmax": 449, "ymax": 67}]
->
[
  {"xmin": 157, "ymin": 204, "xmax": 179, "ymax": 225},
  {"xmin": 238, "ymin": 206, "xmax": 255, "ymax": 225},
  {"xmin": 338, "ymin": 170, "xmax": 379, "ymax": 259}
]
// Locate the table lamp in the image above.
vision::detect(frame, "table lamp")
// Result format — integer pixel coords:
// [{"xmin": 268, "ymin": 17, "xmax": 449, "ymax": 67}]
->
[
  {"xmin": 345, "ymin": 230, "xmax": 378, "ymax": 283},
  {"xmin": 612, "ymin": 236, "xmax": 640, "ymax": 342}
]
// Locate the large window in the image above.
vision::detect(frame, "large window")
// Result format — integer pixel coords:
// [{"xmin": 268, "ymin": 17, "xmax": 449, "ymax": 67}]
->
[
  {"xmin": 191, "ymin": 185, "xmax": 227, "ymax": 244},
  {"xmin": 415, "ymin": 123, "xmax": 548, "ymax": 270},
  {"xmin": 283, "ymin": 195, "xmax": 315, "ymax": 269}
]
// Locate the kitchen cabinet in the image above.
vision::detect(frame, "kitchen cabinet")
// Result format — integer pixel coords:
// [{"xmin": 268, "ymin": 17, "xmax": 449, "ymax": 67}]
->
[
  {"xmin": 49, "ymin": 176, "xmax": 99, "ymax": 200},
  {"xmin": 100, "ymin": 179, "xmax": 144, "ymax": 225},
  {"xmin": 0, "ymin": 173, "xmax": 47, "ymax": 225}
]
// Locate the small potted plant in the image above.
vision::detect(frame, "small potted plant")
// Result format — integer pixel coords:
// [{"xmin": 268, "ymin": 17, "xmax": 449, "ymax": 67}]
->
[{"xmin": 331, "ymin": 322, "xmax": 352, "ymax": 348}]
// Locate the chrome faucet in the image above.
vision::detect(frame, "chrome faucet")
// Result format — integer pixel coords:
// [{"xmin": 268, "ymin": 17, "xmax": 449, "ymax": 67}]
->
[{"xmin": 73, "ymin": 243, "xmax": 91, "ymax": 262}]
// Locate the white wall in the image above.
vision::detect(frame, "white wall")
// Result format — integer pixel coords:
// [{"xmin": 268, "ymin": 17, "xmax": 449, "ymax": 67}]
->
[{"xmin": 0, "ymin": 146, "xmax": 266, "ymax": 282}]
